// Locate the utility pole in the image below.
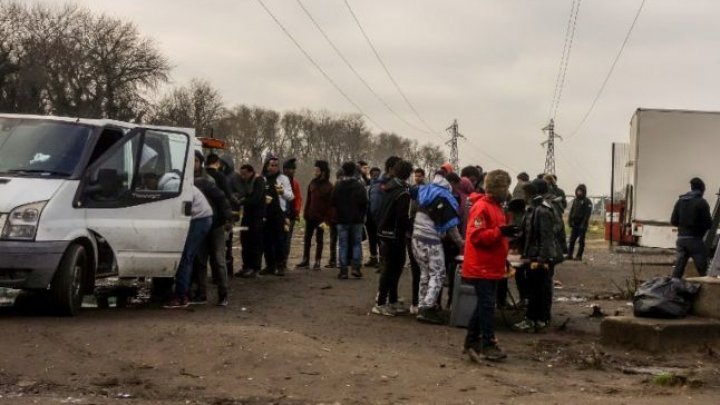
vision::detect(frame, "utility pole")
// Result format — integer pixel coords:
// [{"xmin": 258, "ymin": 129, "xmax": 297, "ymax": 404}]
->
[
  {"xmin": 446, "ymin": 119, "xmax": 465, "ymax": 168},
  {"xmin": 541, "ymin": 119, "xmax": 562, "ymax": 175}
]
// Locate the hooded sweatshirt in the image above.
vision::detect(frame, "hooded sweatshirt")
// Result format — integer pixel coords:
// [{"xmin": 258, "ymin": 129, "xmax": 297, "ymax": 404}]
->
[
  {"xmin": 569, "ymin": 184, "xmax": 593, "ymax": 228},
  {"xmin": 413, "ymin": 175, "xmax": 463, "ymax": 245}
]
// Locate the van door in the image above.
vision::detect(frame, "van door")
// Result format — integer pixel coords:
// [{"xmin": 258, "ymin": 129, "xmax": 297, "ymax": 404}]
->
[{"xmin": 77, "ymin": 127, "xmax": 193, "ymax": 277}]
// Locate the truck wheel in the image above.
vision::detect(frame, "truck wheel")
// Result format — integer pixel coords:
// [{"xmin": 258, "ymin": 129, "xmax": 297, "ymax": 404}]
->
[{"xmin": 50, "ymin": 244, "xmax": 87, "ymax": 316}]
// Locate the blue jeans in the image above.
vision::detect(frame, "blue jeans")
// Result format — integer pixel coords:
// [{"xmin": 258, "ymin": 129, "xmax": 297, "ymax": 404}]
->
[
  {"xmin": 337, "ymin": 223, "xmax": 363, "ymax": 268},
  {"xmin": 175, "ymin": 216, "xmax": 212, "ymax": 298},
  {"xmin": 464, "ymin": 278, "xmax": 498, "ymax": 348}
]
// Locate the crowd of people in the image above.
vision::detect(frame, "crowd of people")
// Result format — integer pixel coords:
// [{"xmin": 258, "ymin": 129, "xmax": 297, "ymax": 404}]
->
[{"xmin": 163, "ymin": 147, "xmax": 600, "ymax": 364}]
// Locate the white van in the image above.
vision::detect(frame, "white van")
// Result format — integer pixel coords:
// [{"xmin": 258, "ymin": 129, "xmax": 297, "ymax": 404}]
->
[{"xmin": 0, "ymin": 114, "xmax": 197, "ymax": 315}]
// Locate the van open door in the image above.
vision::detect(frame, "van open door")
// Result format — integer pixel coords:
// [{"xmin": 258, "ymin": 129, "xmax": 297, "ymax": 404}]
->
[{"xmin": 76, "ymin": 127, "xmax": 193, "ymax": 277}]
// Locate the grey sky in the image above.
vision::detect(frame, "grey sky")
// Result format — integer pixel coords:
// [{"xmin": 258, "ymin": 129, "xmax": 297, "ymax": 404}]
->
[{"xmin": 37, "ymin": 0, "xmax": 720, "ymax": 194}]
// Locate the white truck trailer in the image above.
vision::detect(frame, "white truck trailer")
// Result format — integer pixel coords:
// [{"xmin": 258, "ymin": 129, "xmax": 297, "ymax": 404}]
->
[{"xmin": 622, "ymin": 108, "xmax": 720, "ymax": 248}]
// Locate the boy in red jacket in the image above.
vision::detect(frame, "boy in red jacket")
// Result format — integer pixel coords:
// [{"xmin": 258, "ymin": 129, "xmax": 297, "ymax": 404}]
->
[{"xmin": 462, "ymin": 170, "xmax": 516, "ymax": 362}]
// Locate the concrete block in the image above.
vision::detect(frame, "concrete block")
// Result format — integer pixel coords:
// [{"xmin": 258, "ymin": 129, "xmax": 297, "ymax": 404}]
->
[
  {"xmin": 687, "ymin": 276, "xmax": 720, "ymax": 319},
  {"xmin": 600, "ymin": 316, "xmax": 720, "ymax": 352}
]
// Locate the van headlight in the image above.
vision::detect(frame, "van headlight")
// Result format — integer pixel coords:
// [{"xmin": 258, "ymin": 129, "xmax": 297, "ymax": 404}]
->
[{"xmin": 1, "ymin": 201, "xmax": 48, "ymax": 241}]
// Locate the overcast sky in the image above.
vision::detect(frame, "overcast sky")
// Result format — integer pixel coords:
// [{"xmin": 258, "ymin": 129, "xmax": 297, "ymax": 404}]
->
[{"xmin": 37, "ymin": 0, "xmax": 720, "ymax": 194}]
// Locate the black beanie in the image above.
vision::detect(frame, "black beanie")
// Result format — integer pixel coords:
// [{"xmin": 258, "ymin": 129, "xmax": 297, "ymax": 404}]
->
[
  {"xmin": 283, "ymin": 158, "xmax": 297, "ymax": 170},
  {"xmin": 530, "ymin": 178, "xmax": 548, "ymax": 195}
]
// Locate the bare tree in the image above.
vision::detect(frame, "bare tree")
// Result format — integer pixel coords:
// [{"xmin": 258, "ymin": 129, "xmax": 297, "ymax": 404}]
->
[
  {"xmin": 0, "ymin": 2, "xmax": 169, "ymax": 120},
  {"xmin": 151, "ymin": 79, "xmax": 223, "ymax": 136}
]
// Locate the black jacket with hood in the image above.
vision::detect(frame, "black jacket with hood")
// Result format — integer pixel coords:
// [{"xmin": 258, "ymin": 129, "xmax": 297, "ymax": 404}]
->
[
  {"xmin": 332, "ymin": 177, "xmax": 368, "ymax": 224},
  {"xmin": 376, "ymin": 178, "xmax": 411, "ymax": 241},
  {"xmin": 671, "ymin": 190, "xmax": 712, "ymax": 238},
  {"xmin": 569, "ymin": 184, "xmax": 593, "ymax": 229},
  {"xmin": 520, "ymin": 196, "xmax": 560, "ymax": 263}
]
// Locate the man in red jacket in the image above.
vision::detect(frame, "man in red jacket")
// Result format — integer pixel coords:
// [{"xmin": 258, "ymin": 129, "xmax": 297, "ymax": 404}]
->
[{"xmin": 462, "ymin": 169, "xmax": 515, "ymax": 362}]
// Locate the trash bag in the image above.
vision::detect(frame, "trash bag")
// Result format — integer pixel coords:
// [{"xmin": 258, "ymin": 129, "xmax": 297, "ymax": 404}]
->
[{"xmin": 633, "ymin": 277, "xmax": 701, "ymax": 319}]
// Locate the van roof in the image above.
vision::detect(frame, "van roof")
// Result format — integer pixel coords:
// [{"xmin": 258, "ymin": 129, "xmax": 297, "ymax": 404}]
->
[{"xmin": 0, "ymin": 113, "xmax": 195, "ymax": 137}]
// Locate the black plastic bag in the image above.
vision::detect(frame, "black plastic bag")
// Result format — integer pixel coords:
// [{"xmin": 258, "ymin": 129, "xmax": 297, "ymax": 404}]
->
[{"xmin": 633, "ymin": 276, "xmax": 701, "ymax": 319}]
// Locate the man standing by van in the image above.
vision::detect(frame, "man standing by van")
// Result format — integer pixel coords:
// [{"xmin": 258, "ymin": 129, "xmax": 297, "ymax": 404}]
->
[{"xmin": 671, "ymin": 177, "xmax": 713, "ymax": 278}]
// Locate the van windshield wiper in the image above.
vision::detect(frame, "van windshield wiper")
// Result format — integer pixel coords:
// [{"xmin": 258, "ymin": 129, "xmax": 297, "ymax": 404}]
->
[{"xmin": 3, "ymin": 169, "xmax": 71, "ymax": 176}]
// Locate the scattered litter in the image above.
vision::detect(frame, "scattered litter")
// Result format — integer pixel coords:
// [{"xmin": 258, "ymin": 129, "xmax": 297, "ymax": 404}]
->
[
  {"xmin": 117, "ymin": 393, "xmax": 133, "ymax": 399},
  {"xmin": 620, "ymin": 366, "xmax": 687, "ymax": 376},
  {"xmin": 554, "ymin": 296, "xmax": 587, "ymax": 303}
]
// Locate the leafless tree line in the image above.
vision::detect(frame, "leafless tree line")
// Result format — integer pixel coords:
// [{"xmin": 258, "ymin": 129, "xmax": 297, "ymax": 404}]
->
[{"xmin": 0, "ymin": 1, "xmax": 446, "ymax": 176}]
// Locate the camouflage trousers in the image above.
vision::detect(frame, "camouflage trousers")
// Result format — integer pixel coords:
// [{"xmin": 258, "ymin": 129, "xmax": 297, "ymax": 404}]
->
[{"xmin": 411, "ymin": 238, "xmax": 446, "ymax": 309}]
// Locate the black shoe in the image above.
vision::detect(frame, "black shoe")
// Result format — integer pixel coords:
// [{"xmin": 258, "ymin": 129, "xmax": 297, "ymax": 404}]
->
[
  {"xmin": 274, "ymin": 268, "xmax": 285, "ymax": 277},
  {"xmin": 296, "ymin": 260, "xmax": 310, "ymax": 269},
  {"xmin": 325, "ymin": 261, "xmax": 337, "ymax": 269},
  {"xmin": 259, "ymin": 267, "xmax": 274, "ymax": 276},
  {"xmin": 416, "ymin": 308, "xmax": 444, "ymax": 325},
  {"xmin": 239, "ymin": 269, "xmax": 257, "ymax": 278},
  {"xmin": 338, "ymin": 268, "xmax": 349, "ymax": 279},
  {"xmin": 351, "ymin": 267, "xmax": 363, "ymax": 278},
  {"xmin": 313, "ymin": 262, "xmax": 321, "ymax": 271},
  {"xmin": 480, "ymin": 342, "xmax": 507, "ymax": 362},
  {"xmin": 364, "ymin": 257, "xmax": 379, "ymax": 268},
  {"xmin": 217, "ymin": 293, "xmax": 228, "ymax": 307}
]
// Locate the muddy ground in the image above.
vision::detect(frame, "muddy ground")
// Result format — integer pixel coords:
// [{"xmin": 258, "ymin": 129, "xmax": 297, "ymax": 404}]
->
[{"xmin": 1, "ymin": 235, "xmax": 719, "ymax": 404}]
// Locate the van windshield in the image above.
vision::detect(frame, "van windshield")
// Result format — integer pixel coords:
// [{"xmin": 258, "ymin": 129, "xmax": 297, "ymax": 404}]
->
[{"xmin": 0, "ymin": 118, "xmax": 92, "ymax": 177}]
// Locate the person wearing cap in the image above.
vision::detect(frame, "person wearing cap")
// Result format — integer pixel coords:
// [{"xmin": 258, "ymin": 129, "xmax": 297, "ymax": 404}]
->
[{"xmin": 671, "ymin": 177, "xmax": 713, "ymax": 278}]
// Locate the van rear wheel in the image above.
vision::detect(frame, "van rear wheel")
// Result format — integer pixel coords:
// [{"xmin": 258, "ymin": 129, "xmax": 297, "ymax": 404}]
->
[{"xmin": 50, "ymin": 244, "xmax": 87, "ymax": 316}]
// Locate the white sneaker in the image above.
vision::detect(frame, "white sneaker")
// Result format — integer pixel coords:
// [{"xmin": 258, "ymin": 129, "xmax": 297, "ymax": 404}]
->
[
  {"xmin": 409, "ymin": 305, "xmax": 419, "ymax": 315},
  {"xmin": 390, "ymin": 302, "xmax": 409, "ymax": 315},
  {"xmin": 371, "ymin": 304, "xmax": 396, "ymax": 317}
]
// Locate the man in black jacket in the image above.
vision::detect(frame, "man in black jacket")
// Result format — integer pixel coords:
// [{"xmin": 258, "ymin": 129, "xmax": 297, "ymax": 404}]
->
[
  {"xmin": 567, "ymin": 184, "xmax": 593, "ymax": 261},
  {"xmin": 515, "ymin": 178, "xmax": 560, "ymax": 332},
  {"xmin": 237, "ymin": 164, "xmax": 266, "ymax": 278},
  {"xmin": 372, "ymin": 160, "xmax": 413, "ymax": 316},
  {"xmin": 206, "ymin": 154, "xmax": 238, "ymax": 279},
  {"xmin": 332, "ymin": 162, "xmax": 368, "ymax": 279},
  {"xmin": 192, "ymin": 152, "xmax": 233, "ymax": 306},
  {"xmin": 671, "ymin": 177, "xmax": 713, "ymax": 278}
]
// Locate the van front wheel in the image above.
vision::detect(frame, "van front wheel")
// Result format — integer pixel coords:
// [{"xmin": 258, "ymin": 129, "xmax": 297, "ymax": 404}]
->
[{"xmin": 50, "ymin": 244, "xmax": 87, "ymax": 316}]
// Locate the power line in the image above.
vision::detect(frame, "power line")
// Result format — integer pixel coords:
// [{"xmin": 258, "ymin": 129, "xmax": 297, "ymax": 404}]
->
[
  {"xmin": 549, "ymin": 0, "xmax": 582, "ymax": 120},
  {"xmin": 566, "ymin": 0, "xmax": 647, "ymax": 140},
  {"xmin": 343, "ymin": 0, "xmax": 439, "ymax": 136},
  {"xmin": 255, "ymin": 0, "xmax": 385, "ymax": 131},
  {"xmin": 463, "ymin": 136, "xmax": 518, "ymax": 173},
  {"xmin": 295, "ymin": 0, "xmax": 434, "ymax": 139}
]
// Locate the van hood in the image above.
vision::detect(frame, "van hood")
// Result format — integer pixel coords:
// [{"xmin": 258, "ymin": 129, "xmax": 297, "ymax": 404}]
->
[{"xmin": 0, "ymin": 177, "xmax": 66, "ymax": 212}]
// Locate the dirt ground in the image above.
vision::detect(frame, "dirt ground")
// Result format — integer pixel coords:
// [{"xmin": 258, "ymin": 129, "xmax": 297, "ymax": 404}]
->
[{"xmin": 1, "ymin": 234, "xmax": 719, "ymax": 404}]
